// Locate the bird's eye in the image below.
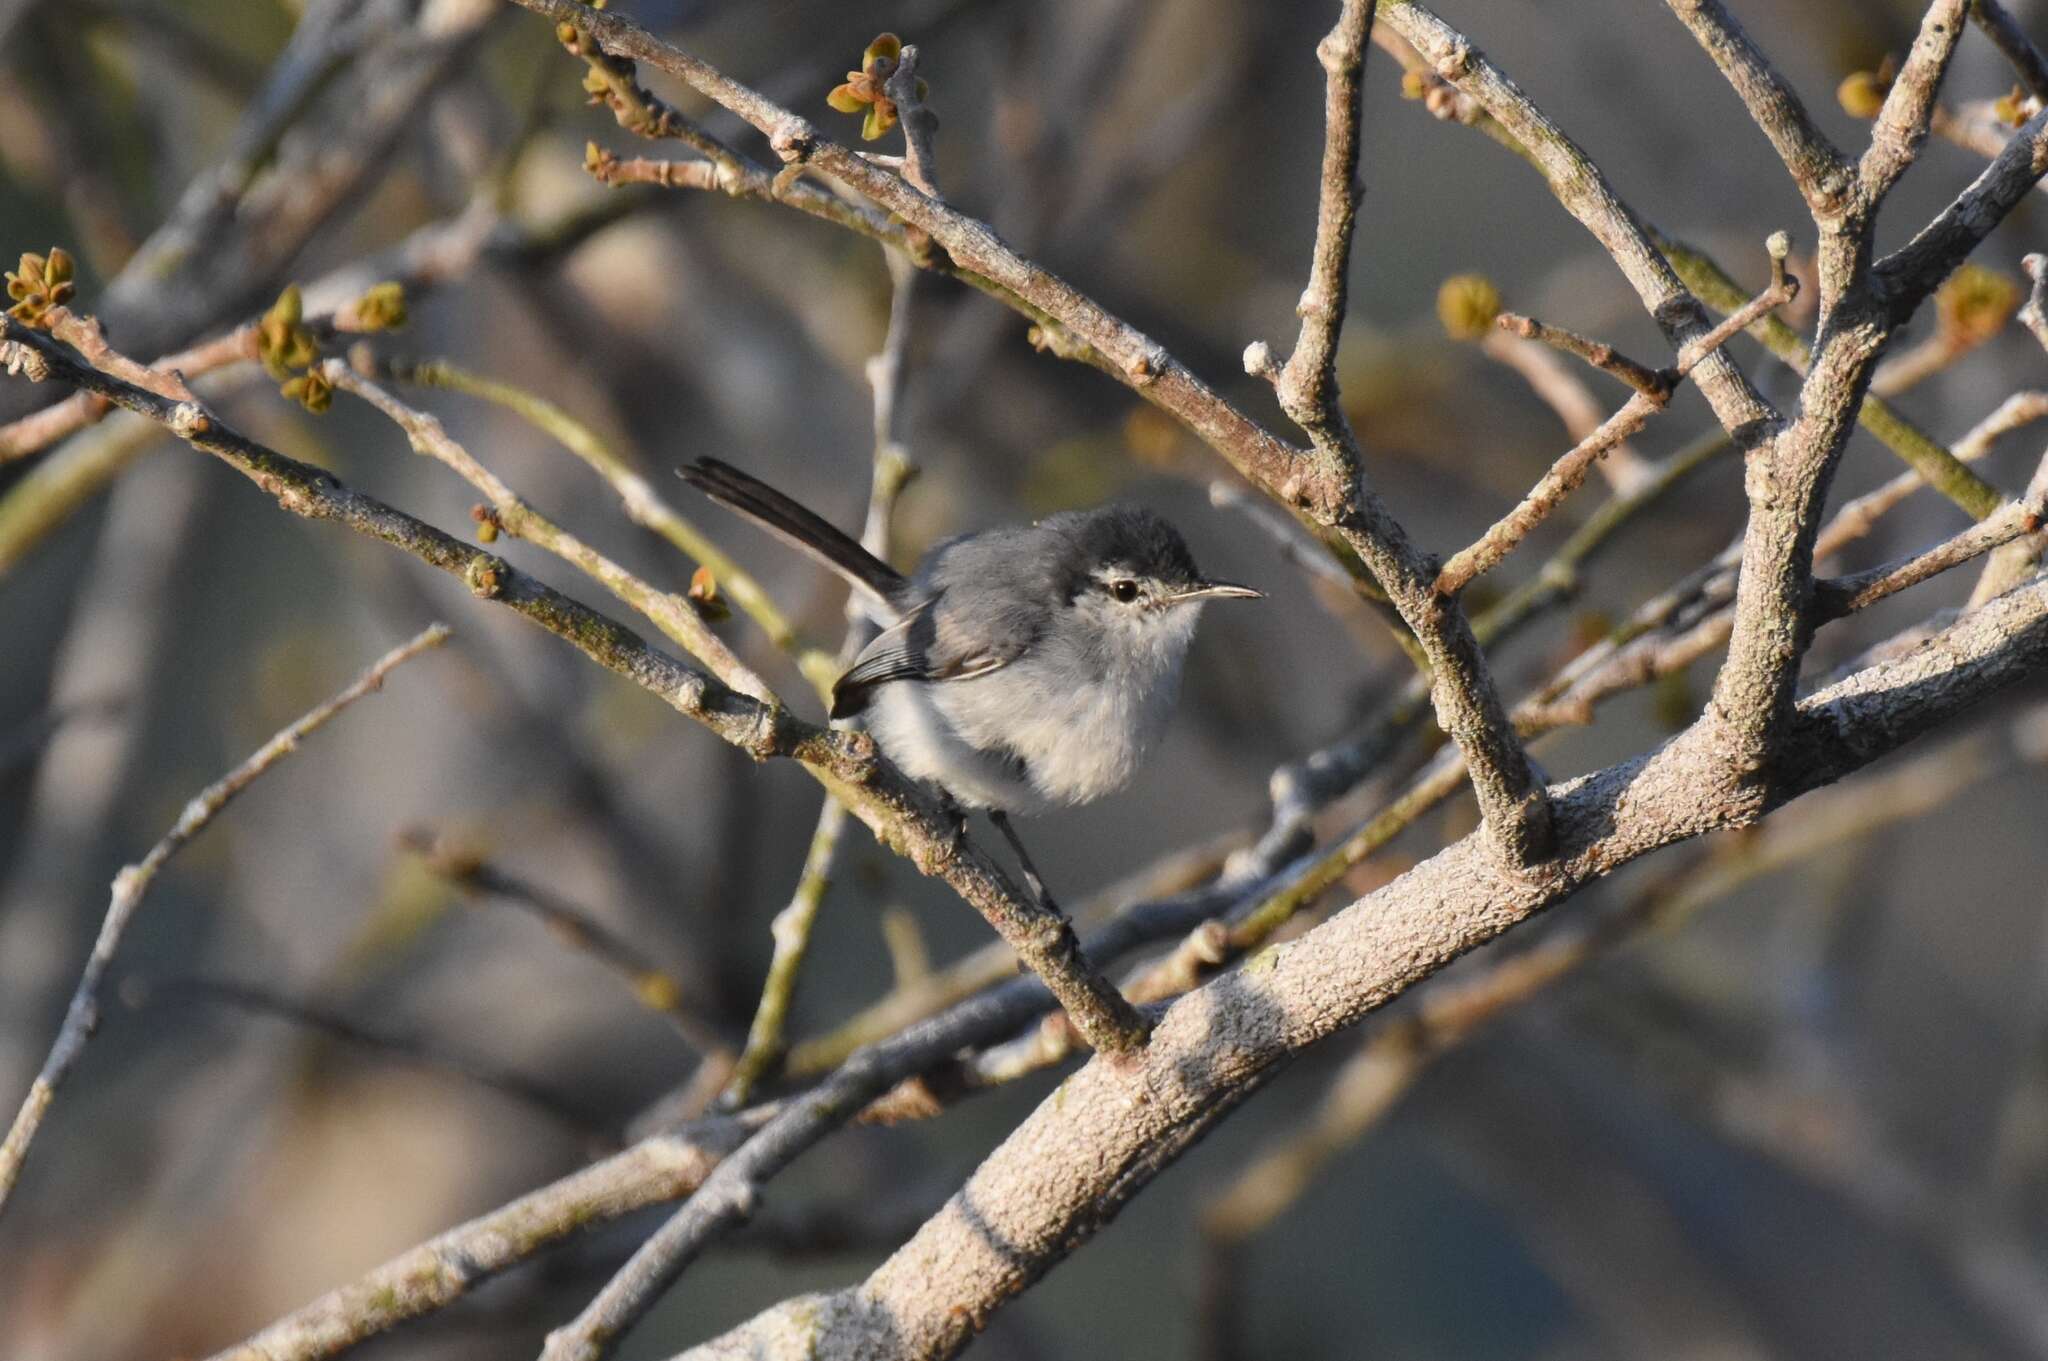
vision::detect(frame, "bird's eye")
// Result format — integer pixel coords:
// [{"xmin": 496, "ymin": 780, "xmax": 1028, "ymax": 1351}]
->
[{"xmin": 1110, "ymin": 579, "xmax": 1140, "ymax": 603}]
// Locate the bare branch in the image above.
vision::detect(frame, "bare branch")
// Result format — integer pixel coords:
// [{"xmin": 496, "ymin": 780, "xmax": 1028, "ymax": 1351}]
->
[
  {"xmin": 1380, "ymin": 4, "xmax": 1783, "ymax": 462},
  {"xmin": 1477, "ymin": 328, "xmax": 1653, "ymax": 491},
  {"xmin": 724, "ymin": 261, "xmax": 921, "ymax": 1111},
  {"xmin": 1436, "ymin": 236, "xmax": 1796, "ymax": 597},
  {"xmin": 1273, "ymin": 0, "xmax": 1378, "ymax": 425},
  {"xmin": 206, "ymin": 1113, "xmax": 762, "ymax": 1361},
  {"xmin": 519, "ymin": 0, "xmax": 1566, "ymax": 868},
  {"xmin": 403, "ymin": 828, "xmax": 731, "ymax": 1059},
  {"xmin": 1663, "ymin": 0, "xmax": 1855, "ymax": 212},
  {"xmin": 327, "ymin": 358, "xmax": 781, "ymax": 705},
  {"xmin": 382, "ymin": 354, "xmax": 833, "ymax": 689},
  {"xmin": 1247, "ymin": 0, "xmax": 1552, "ymax": 866},
  {"xmin": 1814, "ymin": 467, "xmax": 2048, "ymax": 618},
  {"xmin": 130, "ymin": 974, "xmax": 607, "ymax": 1140},
  {"xmin": 1875, "ymin": 103, "xmax": 2048, "ymax": 316},
  {"xmin": 0, "ymin": 624, "xmax": 449, "ymax": 1220},
  {"xmin": 1860, "ymin": 0, "xmax": 1970, "ymax": 205},
  {"xmin": 1492, "ymin": 310, "xmax": 1671, "ymax": 401},
  {"xmin": 2023, "ymin": 252, "xmax": 2048, "ymax": 353}
]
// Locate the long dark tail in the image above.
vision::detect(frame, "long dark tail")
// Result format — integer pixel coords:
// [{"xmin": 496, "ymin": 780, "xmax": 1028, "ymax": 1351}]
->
[{"xmin": 677, "ymin": 458, "xmax": 907, "ymax": 613}]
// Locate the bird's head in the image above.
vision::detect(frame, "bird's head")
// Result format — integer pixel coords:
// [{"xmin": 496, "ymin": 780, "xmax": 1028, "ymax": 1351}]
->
[{"xmin": 1049, "ymin": 505, "xmax": 1261, "ymax": 670}]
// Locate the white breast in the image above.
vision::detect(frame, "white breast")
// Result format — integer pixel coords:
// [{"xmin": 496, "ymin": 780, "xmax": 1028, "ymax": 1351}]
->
[{"xmin": 871, "ymin": 604, "xmax": 1199, "ymax": 813}]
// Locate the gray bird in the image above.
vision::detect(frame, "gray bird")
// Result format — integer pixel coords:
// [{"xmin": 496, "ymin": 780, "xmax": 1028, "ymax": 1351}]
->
[{"xmin": 679, "ymin": 458, "xmax": 1261, "ymax": 907}]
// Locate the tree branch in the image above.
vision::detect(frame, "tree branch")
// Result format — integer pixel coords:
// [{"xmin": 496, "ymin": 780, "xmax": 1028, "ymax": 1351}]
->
[
  {"xmin": 0, "ymin": 317, "xmax": 1150, "ymax": 1062},
  {"xmin": 0, "ymin": 623, "xmax": 449, "ymax": 1221},
  {"xmin": 1859, "ymin": 0, "xmax": 1970, "ymax": 206},
  {"xmin": 1875, "ymin": 102, "xmax": 2048, "ymax": 316},
  {"xmin": 1662, "ymin": 0, "xmax": 1855, "ymax": 213},
  {"xmin": 1436, "ymin": 237, "xmax": 1796, "ymax": 596},
  {"xmin": 682, "ymin": 568, "xmax": 2048, "ymax": 1360}
]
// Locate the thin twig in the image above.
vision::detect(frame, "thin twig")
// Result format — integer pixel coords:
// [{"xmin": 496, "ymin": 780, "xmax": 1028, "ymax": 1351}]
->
[
  {"xmin": 1436, "ymin": 235, "xmax": 1795, "ymax": 597},
  {"xmin": 1815, "ymin": 391, "xmax": 2048, "ymax": 561},
  {"xmin": 326, "ymin": 360, "xmax": 779, "ymax": 705},
  {"xmin": 1493, "ymin": 311, "xmax": 1670, "ymax": 401},
  {"xmin": 378, "ymin": 354, "xmax": 833, "ymax": 690},
  {"xmin": 1654, "ymin": 228, "xmax": 2004, "ymax": 519},
  {"xmin": 1478, "ymin": 328, "xmax": 1654, "ymax": 491},
  {"xmin": 0, "ymin": 623, "xmax": 449, "ymax": 1220},
  {"xmin": 1813, "ymin": 471, "xmax": 2048, "ymax": 619},
  {"xmin": 1249, "ymin": 0, "xmax": 1554, "ymax": 866},
  {"xmin": 129, "ymin": 973, "xmax": 607, "ymax": 1141},
  {"xmin": 402, "ymin": 828, "xmax": 730, "ymax": 1058}
]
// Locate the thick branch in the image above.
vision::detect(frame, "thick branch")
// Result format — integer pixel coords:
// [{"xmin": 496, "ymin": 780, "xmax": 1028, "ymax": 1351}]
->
[{"xmin": 686, "ymin": 569, "xmax": 2048, "ymax": 1360}]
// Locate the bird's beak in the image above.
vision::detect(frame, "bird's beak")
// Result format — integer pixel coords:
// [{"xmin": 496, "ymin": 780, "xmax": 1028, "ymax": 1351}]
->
[{"xmin": 1170, "ymin": 580, "xmax": 1264, "ymax": 604}]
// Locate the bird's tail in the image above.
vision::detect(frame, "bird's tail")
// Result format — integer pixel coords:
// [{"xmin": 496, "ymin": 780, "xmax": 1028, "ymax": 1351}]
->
[{"xmin": 677, "ymin": 458, "xmax": 907, "ymax": 615}]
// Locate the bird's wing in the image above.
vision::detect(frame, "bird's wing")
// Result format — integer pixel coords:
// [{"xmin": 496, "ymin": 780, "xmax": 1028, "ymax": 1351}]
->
[{"xmin": 828, "ymin": 592, "xmax": 1028, "ymax": 719}]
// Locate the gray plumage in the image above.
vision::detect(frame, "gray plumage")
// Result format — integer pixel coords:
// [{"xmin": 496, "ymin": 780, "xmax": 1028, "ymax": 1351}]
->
[{"xmin": 678, "ymin": 458, "xmax": 1259, "ymax": 816}]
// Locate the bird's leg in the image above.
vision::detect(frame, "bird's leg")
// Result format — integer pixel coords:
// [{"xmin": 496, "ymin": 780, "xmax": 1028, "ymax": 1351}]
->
[
  {"xmin": 989, "ymin": 809, "xmax": 1063, "ymax": 918},
  {"xmin": 936, "ymin": 789, "xmax": 971, "ymax": 857}
]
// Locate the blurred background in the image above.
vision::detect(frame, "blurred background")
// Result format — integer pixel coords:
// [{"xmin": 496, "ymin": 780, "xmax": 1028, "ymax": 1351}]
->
[{"xmin": 3, "ymin": 0, "xmax": 2048, "ymax": 1357}]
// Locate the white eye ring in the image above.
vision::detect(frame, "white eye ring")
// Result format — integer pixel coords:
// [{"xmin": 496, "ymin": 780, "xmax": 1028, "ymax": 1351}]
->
[{"xmin": 1110, "ymin": 579, "xmax": 1140, "ymax": 603}]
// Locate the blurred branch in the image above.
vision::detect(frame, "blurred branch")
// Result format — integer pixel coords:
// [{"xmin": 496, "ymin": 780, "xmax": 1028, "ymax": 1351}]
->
[
  {"xmin": 0, "ymin": 198, "xmax": 543, "ymax": 576},
  {"xmin": 206, "ymin": 1110, "xmax": 765, "ymax": 1361},
  {"xmin": 402, "ymin": 828, "xmax": 730, "ymax": 1059},
  {"xmin": 70, "ymin": 0, "xmax": 265, "ymax": 94},
  {"xmin": 1198, "ymin": 727, "xmax": 2004, "ymax": 1258},
  {"xmin": 126, "ymin": 974, "xmax": 609, "ymax": 1142},
  {"xmin": 721, "ymin": 802, "xmax": 849, "ymax": 1108},
  {"xmin": 0, "ymin": 624, "xmax": 449, "ymax": 1222},
  {"xmin": 687, "ymin": 565, "xmax": 2048, "ymax": 1359},
  {"xmin": 1975, "ymin": 0, "xmax": 2048, "ymax": 98},
  {"xmin": 723, "ymin": 262, "xmax": 921, "ymax": 1110},
  {"xmin": 558, "ymin": 104, "xmax": 940, "ymax": 1354}
]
